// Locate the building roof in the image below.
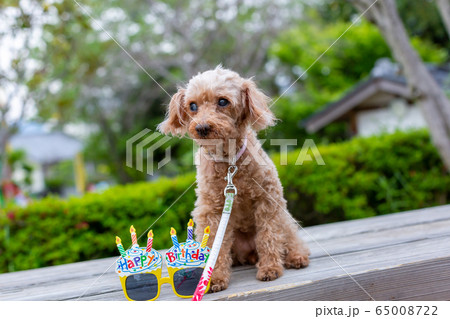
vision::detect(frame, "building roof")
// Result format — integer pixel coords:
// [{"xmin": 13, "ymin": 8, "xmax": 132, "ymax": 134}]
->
[
  {"xmin": 303, "ymin": 59, "xmax": 450, "ymax": 133},
  {"xmin": 10, "ymin": 131, "xmax": 83, "ymax": 165}
]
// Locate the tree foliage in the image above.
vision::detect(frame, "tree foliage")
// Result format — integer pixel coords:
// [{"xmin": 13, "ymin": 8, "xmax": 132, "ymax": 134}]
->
[
  {"xmin": 1, "ymin": 0, "xmax": 449, "ymax": 183},
  {"xmin": 28, "ymin": 0, "xmax": 303, "ymax": 183},
  {"xmin": 265, "ymin": 6, "xmax": 448, "ymax": 146}
]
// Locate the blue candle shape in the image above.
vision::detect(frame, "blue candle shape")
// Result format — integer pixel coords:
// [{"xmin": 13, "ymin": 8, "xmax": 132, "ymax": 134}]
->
[
  {"xmin": 170, "ymin": 227, "xmax": 180, "ymax": 250},
  {"xmin": 187, "ymin": 219, "xmax": 194, "ymax": 241}
]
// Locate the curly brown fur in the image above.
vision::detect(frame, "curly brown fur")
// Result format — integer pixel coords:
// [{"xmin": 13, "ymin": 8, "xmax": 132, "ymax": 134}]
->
[{"xmin": 159, "ymin": 66, "xmax": 310, "ymax": 292}]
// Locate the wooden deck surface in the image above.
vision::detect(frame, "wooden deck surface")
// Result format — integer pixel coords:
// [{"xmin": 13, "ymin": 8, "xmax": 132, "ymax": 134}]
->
[{"xmin": 1, "ymin": 204, "xmax": 450, "ymax": 301}]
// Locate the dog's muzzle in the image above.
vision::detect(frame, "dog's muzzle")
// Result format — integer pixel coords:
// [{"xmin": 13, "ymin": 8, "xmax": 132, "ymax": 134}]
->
[{"xmin": 195, "ymin": 124, "xmax": 210, "ymax": 137}]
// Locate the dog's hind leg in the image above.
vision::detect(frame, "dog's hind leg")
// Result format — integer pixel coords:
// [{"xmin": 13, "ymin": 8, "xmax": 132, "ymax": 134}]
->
[{"xmin": 283, "ymin": 217, "xmax": 310, "ymax": 269}]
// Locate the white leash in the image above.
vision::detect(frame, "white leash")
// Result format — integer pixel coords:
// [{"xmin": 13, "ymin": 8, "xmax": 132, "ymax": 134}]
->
[{"xmin": 191, "ymin": 158, "xmax": 241, "ymax": 300}]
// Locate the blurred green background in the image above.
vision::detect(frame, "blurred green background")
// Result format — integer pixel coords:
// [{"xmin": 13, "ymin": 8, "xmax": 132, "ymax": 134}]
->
[{"xmin": 0, "ymin": 0, "xmax": 449, "ymax": 272}]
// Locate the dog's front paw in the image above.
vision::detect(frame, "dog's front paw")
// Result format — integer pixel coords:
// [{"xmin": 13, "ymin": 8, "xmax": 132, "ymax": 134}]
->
[
  {"xmin": 285, "ymin": 253, "xmax": 309, "ymax": 269},
  {"xmin": 209, "ymin": 278, "xmax": 229, "ymax": 293},
  {"xmin": 256, "ymin": 265, "xmax": 283, "ymax": 281}
]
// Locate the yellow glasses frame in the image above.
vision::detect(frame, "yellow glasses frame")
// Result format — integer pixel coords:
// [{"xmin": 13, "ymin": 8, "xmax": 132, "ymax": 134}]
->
[{"xmin": 119, "ymin": 265, "xmax": 211, "ymax": 301}]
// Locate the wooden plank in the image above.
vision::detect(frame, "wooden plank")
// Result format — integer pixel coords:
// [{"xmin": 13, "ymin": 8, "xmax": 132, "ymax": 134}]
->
[
  {"xmin": 2, "ymin": 233, "xmax": 447, "ymax": 301},
  {"xmin": 7, "ymin": 208, "xmax": 450, "ymax": 296},
  {"xmin": 204, "ymin": 235, "xmax": 450, "ymax": 301},
  {"xmin": 303, "ymin": 204, "xmax": 450, "ymax": 242},
  {"xmin": 306, "ymin": 218, "xmax": 450, "ymax": 258},
  {"xmin": 1, "ymin": 205, "xmax": 449, "ymax": 301},
  {"xmin": 2, "ymin": 204, "xmax": 446, "ymax": 286},
  {"xmin": 0, "ymin": 257, "xmax": 119, "ymax": 290},
  {"xmin": 221, "ymin": 257, "xmax": 450, "ymax": 301}
]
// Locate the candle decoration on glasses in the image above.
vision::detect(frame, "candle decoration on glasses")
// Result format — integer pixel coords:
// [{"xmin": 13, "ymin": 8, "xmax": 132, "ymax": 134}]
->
[
  {"xmin": 200, "ymin": 226, "xmax": 210, "ymax": 248},
  {"xmin": 130, "ymin": 225, "xmax": 137, "ymax": 246},
  {"xmin": 187, "ymin": 219, "xmax": 194, "ymax": 241},
  {"xmin": 114, "ymin": 225, "xmax": 162, "ymax": 279},
  {"xmin": 170, "ymin": 227, "xmax": 180, "ymax": 250},
  {"xmin": 146, "ymin": 230, "xmax": 154, "ymax": 252},
  {"xmin": 114, "ymin": 221, "xmax": 211, "ymax": 301},
  {"xmin": 116, "ymin": 236, "xmax": 126, "ymax": 258},
  {"xmin": 165, "ymin": 219, "xmax": 211, "ymax": 268}
]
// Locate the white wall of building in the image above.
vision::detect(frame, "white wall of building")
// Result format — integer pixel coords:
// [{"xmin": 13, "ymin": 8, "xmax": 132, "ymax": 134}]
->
[
  {"xmin": 356, "ymin": 99, "xmax": 428, "ymax": 137},
  {"xmin": 12, "ymin": 163, "xmax": 45, "ymax": 193}
]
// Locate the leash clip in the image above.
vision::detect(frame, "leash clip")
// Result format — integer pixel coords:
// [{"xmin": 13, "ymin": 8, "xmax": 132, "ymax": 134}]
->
[{"xmin": 224, "ymin": 165, "xmax": 238, "ymax": 195}]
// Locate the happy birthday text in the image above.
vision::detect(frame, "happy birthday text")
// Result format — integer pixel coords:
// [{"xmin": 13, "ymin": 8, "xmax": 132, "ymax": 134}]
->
[
  {"xmin": 117, "ymin": 255, "xmax": 154, "ymax": 271},
  {"xmin": 166, "ymin": 248, "xmax": 209, "ymax": 263}
]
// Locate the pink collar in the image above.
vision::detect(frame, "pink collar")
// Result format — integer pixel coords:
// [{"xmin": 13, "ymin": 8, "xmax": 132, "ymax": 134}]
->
[
  {"xmin": 202, "ymin": 137, "xmax": 247, "ymax": 164},
  {"xmin": 234, "ymin": 137, "xmax": 248, "ymax": 164}
]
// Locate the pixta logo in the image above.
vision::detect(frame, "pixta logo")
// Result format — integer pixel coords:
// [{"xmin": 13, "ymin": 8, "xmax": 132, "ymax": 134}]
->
[{"xmin": 126, "ymin": 129, "xmax": 172, "ymax": 175}]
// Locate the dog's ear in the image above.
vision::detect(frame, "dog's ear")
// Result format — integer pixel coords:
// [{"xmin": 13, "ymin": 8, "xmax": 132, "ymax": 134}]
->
[
  {"xmin": 241, "ymin": 79, "xmax": 276, "ymax": 131},
  {"xmin": 158, "ymin": 88, "xmax": 189, "ymax": 136}
]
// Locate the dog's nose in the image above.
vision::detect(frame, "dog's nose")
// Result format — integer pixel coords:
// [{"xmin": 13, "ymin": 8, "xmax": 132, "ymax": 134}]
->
[{"xmin": 195, "ymin": 124, "xmax": 210, "ymax": 137}]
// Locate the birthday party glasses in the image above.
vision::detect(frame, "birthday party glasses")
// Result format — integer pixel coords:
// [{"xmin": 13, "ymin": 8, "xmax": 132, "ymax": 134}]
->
[
  {"xmin": 118, "ymin": 259, "xmax": 210, "ymax": 301},
  {"xmin": 115, "ymin": 221, "xmax": 211, "ymax": 301}
]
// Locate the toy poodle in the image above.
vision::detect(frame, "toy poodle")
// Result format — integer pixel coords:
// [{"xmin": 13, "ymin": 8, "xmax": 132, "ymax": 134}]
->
[{"xmin": 158, "ymin": 66, "xmax": 310, "ymax": 292}]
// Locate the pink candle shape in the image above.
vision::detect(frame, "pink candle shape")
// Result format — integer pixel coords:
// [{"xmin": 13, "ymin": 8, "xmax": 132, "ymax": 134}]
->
[
  {"xmin": 187, "ymin": 219, "xmax": 194, "ymax": 241},
  {"xmin": 130, "ymin": 225, "xmax": 138, "ymax": 246},
  {"xmin": 146, "ymin": 230, "xmax": 153, "ymax": 252}
]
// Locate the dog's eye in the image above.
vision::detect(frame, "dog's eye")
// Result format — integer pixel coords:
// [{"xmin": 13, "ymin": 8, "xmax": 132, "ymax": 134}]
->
[
  {"xmin": 190, "ymin": 102, "xmax": 198, "ymax": 112},
  {"xmin": 218, "ymin": 98, "xmax": 229, "ymax": 107}
]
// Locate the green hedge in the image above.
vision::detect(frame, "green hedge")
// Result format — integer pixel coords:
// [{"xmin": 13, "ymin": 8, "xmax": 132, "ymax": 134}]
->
[
  {"xmin": 274, "ymin": 130, "xmax": 449, "ymax": 225},
  {"xmin": 1, "ymin": 130, "xmax": 448, "ymax": 272},
  {"xmin": 0, "ymin": 174, "xmax": 197, "ymax": 273}
]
